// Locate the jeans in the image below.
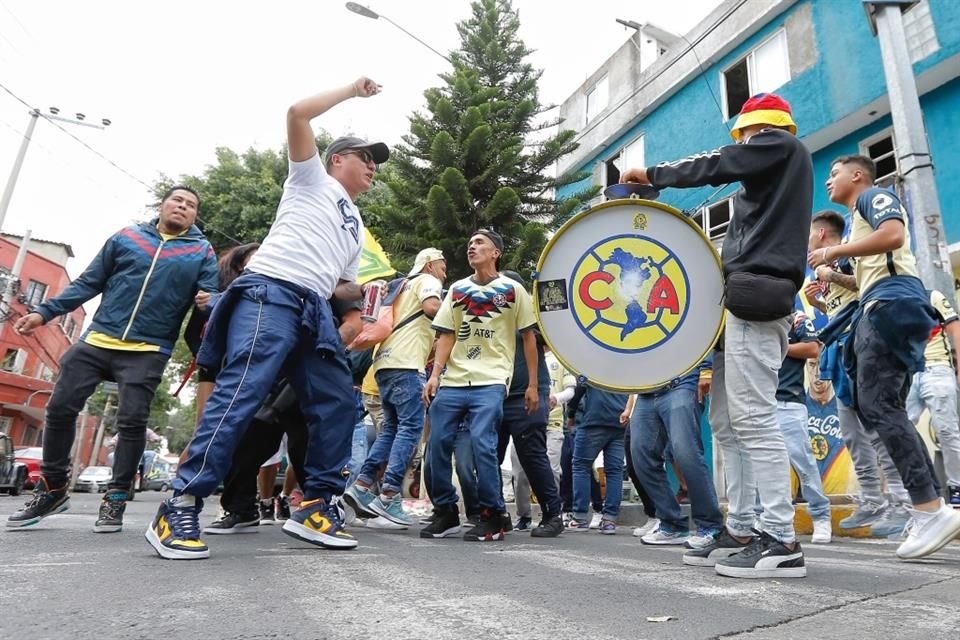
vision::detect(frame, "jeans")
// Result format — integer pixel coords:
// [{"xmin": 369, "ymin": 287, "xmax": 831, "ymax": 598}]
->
[
  {"xmin": 836, "ymin": 402, "xmax": 910, "ymax": 506},
  {"xmin": 561, "ymin": 432, "xmax": 602, "ymax": 512},
  {"xmin": 854, "ymin": 307, "xmax": 940, "ymax": 504},
  {"xmin": 41, "ymin": 342, "xmax": 168, "ymax": 491},
  {"xmin": 777, "ymin": 401, "xmax": 830, "ymax": 521},
  {"xmin": 631, "ymin": 387, "xmax": 722, "ymax": 532},
  {"xmin": 496, "ymin": 394, "xmax": 562, "ymax": 518},
  {"xmin": 358, "ymin": 369, "xmax": 426, "ymax": 494},
  {"xmin": 176, "ymin": 276, "xmax": 356, "ymax": 502},
  {"xmin": 711, "ymin": 314, "xmax": 796, "ymax": 543},
  {"xmin": 454, "ymin": 422, "xmax": 480, "ymax": 517},
  {"xmin": 907, "ymin": 364, "xmax": 960, "ymax": 487},
  {"xmin": 623, "ymin": 429, "xmax": 657, "ymax": 519},
  {"xmin": 513, "ymin": 431, "xmax": 564, "ymax": 518},
  {"xmin": 427, "ymin": 385, "xmax": 505, "ymax": 511},
  {"xmin": 572, "ymin": 426, "xmax": 625, "ymax": 520}
]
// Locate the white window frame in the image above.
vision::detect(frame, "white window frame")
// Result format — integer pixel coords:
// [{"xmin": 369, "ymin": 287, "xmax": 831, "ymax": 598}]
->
[
  {"xmin": 585, "ymin": 75, "xmax": 609, "ymax": 125},
  {"xmin": 693, "ymin": 198, "xmax": 733, "ymax": 241},
  {"xmin": 0, "ymin": 416, "xmax": 12, "ymax": 435},
  {"xmin": 859, "ymin": 129, "xmax": 899, "ymax": 189},
  {"xmin": 720, "ymin": 29, "xmax": 791, "ymax": 120}
]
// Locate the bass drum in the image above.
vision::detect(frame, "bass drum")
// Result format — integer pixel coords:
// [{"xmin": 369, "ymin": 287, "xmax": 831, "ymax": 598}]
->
[{"xmin": 534, "ymin": 199, "xmax": 724, "ymax": 392}]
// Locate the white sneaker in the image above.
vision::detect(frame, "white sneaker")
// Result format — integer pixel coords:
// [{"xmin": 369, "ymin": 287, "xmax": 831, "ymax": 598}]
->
[
  {"xmin": 811, "ymin": 518, "xmax": 832, "ymax": 544},
  {"xmin": 366, "ymin": 516, "xmax": 407, "ymax": 531},
  {"xmin": 632, "ymin": 518, "xmax": 660, "ymax": 538},
  {"xmin": 641, "ymin": 526, "xmax": 690, "ymax": 546},
  {"xmin": 896, "ymin": 499, "xmax": 960, "ymax": 559},
  {"xmin": 589, "ymin": 513, "xmax": 603, "ymax": 529}
]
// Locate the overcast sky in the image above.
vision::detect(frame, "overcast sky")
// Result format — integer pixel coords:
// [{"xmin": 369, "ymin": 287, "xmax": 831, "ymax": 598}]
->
[{"xmin": 0, "ymin": 0, "xmax": 721, "ymax": 281}]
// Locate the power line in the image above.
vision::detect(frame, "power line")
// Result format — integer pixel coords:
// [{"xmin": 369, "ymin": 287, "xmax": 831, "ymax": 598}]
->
[{"xmin": 0, "ymin": 82, "xmax": 244, "ymax": 247}]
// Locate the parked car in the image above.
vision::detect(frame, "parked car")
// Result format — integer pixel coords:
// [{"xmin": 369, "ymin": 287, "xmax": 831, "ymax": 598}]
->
[
  {"xmin": 75, "ymin": 465, "xmax": 113, "ymax": 493},
  {"xmin": 141, "ymin": 459, "xmax": 173, "ymax": 492},
  {"xmin": 0, "ymin": 434, "xmax": 27, "ymax": 495},
  {"xmin": 14, "ymin": 446, "xmax": 42, "ymax": 490}
]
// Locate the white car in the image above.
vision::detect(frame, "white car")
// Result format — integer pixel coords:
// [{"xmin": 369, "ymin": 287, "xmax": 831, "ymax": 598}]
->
[{"xmin": 76, "ymin": 466, "xmax": 113, "ymax": 493}]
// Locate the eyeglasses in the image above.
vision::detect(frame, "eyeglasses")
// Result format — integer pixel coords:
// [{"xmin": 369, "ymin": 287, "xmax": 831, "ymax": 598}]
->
[{"xmin": 338, "ymin": 149, "xmax": 377, "ymax": 166}]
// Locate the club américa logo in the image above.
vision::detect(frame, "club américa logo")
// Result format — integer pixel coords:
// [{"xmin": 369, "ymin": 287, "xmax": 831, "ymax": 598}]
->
[{"xmin": 569, "ymin": 234, "xmax": 690, "ymax": 353}]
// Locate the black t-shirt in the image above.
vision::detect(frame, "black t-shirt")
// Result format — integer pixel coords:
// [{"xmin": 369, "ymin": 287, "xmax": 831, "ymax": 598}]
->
[{"xmin": 776, "ymin": 313, "xmax": 817, "ymax": 404}]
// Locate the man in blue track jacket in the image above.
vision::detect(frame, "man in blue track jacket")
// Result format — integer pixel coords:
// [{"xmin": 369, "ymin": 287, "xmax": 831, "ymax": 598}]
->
[{"xmin": 7, "ymin": 185, "xmax": 218, "ymax": 533}]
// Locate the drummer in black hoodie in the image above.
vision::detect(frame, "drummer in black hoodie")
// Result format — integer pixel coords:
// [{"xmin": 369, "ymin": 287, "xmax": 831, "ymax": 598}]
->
[{"xmin": 621, "ymin": 93, "xmax": 813, "ymax": 579}]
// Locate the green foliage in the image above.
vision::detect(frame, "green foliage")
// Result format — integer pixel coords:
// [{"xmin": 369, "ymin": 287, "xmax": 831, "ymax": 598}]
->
[{"xmin": 368, "ymin": 0, "xmax": 599, "ymax": 281}]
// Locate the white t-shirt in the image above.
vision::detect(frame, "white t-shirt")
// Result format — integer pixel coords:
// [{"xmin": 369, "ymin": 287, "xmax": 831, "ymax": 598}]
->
[{"xmin": 246, "ymin": 153, "xmax": 364, "ymax": 297}]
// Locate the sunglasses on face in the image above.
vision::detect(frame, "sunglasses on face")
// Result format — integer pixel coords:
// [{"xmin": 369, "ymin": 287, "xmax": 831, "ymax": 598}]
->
[{"xmin": 339, "ymin": 149, "xmax": 377, "ymax": 165}]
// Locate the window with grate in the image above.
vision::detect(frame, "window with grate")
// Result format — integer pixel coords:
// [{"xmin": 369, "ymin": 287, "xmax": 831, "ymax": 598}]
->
[
  {"xmin": 903, "ymin": 0, "xmax": 939, "ymax": 63},
  {"xmin": 861, "ymin": 131, "xmax": 899, "ymax": 189}
]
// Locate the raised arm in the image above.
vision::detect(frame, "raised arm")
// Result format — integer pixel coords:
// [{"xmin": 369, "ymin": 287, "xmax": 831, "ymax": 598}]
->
[{"xmin": 287, "ymin": 78, "xmax": 381, "ymax": 162}]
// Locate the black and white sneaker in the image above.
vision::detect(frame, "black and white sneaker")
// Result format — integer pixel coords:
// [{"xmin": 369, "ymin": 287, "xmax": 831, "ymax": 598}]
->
[
  {"xmin": 464, "ymin": 508, "xmax": 506, "ymax": 542},
  {"xmin": 419, "ymin": 508, "xmax": 462, "ymax": 538},
  {"xmin": 203, "ymin": 511, "xmax": 260, "ymax": 535},
  {"xmin": 275, "ymin": 495, "xmax": 291, "ymax": 521},
  {"xmin": 259, "ymin": 499, "xmax": 276, "ymax": 525},
  {"xmin": 514, "ymin": 515, "xmax": 532, "ymax": 531},
  {"xmin": 530, "ymin": 513, "xmax": 564, "ymax": 538},
  {"xmin": 714, "ymin": 530, "xmax": 806, "ymax": 579},
  {"xmin": 682, "ymin": 528, "xmax": 755, "ymax": 567},
  {"xmin": 5, "ymin": 478, "xmax": 70, "ymax": 528},
  {"xmin": 94, "ymin": 490, "xmax": 128, "ymax": 533}
]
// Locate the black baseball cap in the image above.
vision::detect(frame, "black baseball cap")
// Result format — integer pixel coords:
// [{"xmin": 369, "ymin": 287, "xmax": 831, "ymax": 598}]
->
[
  {"xmin": 473, "ymin": 228, "xmax": 504, "ymax": 252},
  {"xmin": 325, "ymin": 136, "xmax": 390, "ymax": 164}
]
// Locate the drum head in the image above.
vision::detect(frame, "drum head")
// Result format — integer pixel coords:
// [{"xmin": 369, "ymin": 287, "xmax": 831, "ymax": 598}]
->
[
  {"xmin": 534, "ymin": 200, "xmax": 724, "ymax": 392},
  {"xmin": 602, "ymin": 183, "xmax": 661, "ymax": 201}
]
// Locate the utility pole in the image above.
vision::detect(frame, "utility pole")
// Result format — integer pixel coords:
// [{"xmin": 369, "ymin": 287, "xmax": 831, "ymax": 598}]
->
[
  {"xmin": 0, "ymin": 111, "xmax": 39, "ymax": 233},
  {"xmin": 0, "ymin": 228, "xmax": 31, "ymax": 342},
  {"xmin": 88, "ymin": 383, "xmax": 117, "ymax": 467},
  {"xmin": 0, "ymin": 106, "xmax": 111, "ymax": 233},
  {"xmin": 864, "ymin": 1, "xmax": 954, "ymax": 303}
]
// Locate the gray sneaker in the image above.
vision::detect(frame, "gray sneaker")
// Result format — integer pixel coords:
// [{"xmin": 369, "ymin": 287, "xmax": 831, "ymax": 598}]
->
[
  {"xmin": 839, "ymin": 500, "xmax": 886, "ymax": 529},
  {"xmin": 870, "ymin": 504, "xmax": 911, "ymax": 538}
]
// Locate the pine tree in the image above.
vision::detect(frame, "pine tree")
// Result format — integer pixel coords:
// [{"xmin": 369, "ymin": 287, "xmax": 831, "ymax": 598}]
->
[{"xmin": 368, "ymin": 0, "xmax": 597, "ymax": 279}]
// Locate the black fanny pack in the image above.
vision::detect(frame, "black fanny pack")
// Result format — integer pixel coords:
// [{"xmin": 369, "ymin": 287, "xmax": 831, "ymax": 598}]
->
[{"xmin": 724, "ymin": 271, "xmax": 796, "ymax": 321}]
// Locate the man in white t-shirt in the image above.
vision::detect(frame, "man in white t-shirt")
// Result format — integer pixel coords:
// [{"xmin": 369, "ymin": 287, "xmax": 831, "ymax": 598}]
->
[
  {"xmin": 344, "ymin": 248, "xmax": 447, "ymax": 526},
  {"xmin": 147, "ymin": 77, "xmax": 387, "ymax": 560}
]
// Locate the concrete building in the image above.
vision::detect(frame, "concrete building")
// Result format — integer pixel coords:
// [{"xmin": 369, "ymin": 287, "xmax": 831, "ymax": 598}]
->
[
  {"xmin": 0, "ymin": 233, "xmax": 86, "ymax": 447},
  {"xmin": 556, "ymin": 0, "xmax": 960, "ymax": 262}
]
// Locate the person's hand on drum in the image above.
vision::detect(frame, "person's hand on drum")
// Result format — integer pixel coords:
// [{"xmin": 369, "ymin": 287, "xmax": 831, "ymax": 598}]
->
[{"xmin": 619, "ymin": 168, "xmax": 650, "ymax": 185}]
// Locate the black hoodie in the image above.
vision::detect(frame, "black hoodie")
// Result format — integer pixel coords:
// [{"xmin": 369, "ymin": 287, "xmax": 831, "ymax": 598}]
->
[{"xmin": 647, "ymin": 128, "xmax": 813, "ymax": 290}]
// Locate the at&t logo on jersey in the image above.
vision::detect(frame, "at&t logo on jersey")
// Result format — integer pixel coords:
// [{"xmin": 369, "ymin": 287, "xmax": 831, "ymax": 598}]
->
[{"xmin": 569, "ymin": 234, "xmax": 690, "ymax": 353}]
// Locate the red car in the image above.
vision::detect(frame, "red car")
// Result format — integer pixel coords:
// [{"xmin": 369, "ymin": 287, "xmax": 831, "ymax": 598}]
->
[{"xmin": 14, "ymin": 446, "xmax": 42, "ymax": 490}]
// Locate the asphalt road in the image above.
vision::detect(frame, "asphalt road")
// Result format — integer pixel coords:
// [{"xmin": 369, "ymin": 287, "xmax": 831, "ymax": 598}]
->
[{"xmin": 1, "ymin": 492, "xmax": 959, "ymax": 640}]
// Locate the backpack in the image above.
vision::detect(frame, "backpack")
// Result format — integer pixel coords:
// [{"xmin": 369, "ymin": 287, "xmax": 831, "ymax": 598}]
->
[{"xmin": 348, "ymin": 276, "xmax": 425, "ymax": 352}]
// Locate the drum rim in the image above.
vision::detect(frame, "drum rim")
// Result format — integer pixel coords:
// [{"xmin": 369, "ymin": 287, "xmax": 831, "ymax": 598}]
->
[{"xmin": 533, "ymin": 198, "xmax": 726, "ymax": 392}]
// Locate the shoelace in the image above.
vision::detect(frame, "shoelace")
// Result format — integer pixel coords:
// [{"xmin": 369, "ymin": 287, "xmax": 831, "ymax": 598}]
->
[
  {"xmin": 101, "ymin": 501, "xmax": 124, "ymax": 519},
  {"xmin": 168, "ymin": 504, "xmax": 201, "ymax": 539}
]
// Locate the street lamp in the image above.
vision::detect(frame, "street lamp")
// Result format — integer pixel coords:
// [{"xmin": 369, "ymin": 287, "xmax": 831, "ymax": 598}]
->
[{"xmin": 345, "ymin": 2, "xmax": 453, "ymax": 64}]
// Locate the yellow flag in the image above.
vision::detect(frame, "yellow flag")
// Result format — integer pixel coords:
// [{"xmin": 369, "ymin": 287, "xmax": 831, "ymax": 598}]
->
[{"xmin": 358, "ymin": 228, "xmax": 395, "ymax": 284}]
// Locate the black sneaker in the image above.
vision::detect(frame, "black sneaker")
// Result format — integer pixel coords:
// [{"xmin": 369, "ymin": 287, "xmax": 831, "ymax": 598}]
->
[
  {"xmin": 275, "ymin": 496, "xmax": 291, "ymax": 521},
  {"xmin": 419, "ymin": 509, "xmax": 439, "ymax": 526},
  {"xmin": 514, "ymin": 515, "xmax": 532, "ymax": 531},
  {"xmin": 714, "ymin": 530, "xmax": 806, "ymax": 579},
  {"xmin": 420, "ymin": 508, "xmax": 462, "ymax": 538},
  {"xmin": 500, "ymin": 511, "xmax": 513, "ymax": 533},
  {"xmin": 530, "ymin": 513, "xmax": 564, "ymax": 538},
  {"xmin": 465, "ymin": 513, "xmax": 480, "ymax": 527},
  {"xmin": 5, "ymin": 478, "xmax": 70, "ymax": 528},
  {"xmin": 683, "ymin": 528, "xmax": 755, "ymax": 567},
  {"xmin": 259, "ymin": 499, "xmax": 276, "ymax": 525},
  {"xmin": 464, "ymin": 508, "xmax": 506, "ymax": 542},
  {"xmin": 94, "ymin": 490, "xmax": 128, "ymax": 533},
  {"xmin": 203, "ymin": 511, "xmax": 260, "ymax": 535}
]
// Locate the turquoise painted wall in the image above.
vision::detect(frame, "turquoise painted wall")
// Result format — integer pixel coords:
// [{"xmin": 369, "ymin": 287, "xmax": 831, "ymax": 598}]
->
[{"xmin": 558, "ymin": 0, "xmax": 960, "ymax": 240}]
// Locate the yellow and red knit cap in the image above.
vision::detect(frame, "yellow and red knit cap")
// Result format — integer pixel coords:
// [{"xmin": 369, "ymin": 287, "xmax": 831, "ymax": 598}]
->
[{"xmin": 730, "ymin": 93, "xmax": 797, "ymax": 141}]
